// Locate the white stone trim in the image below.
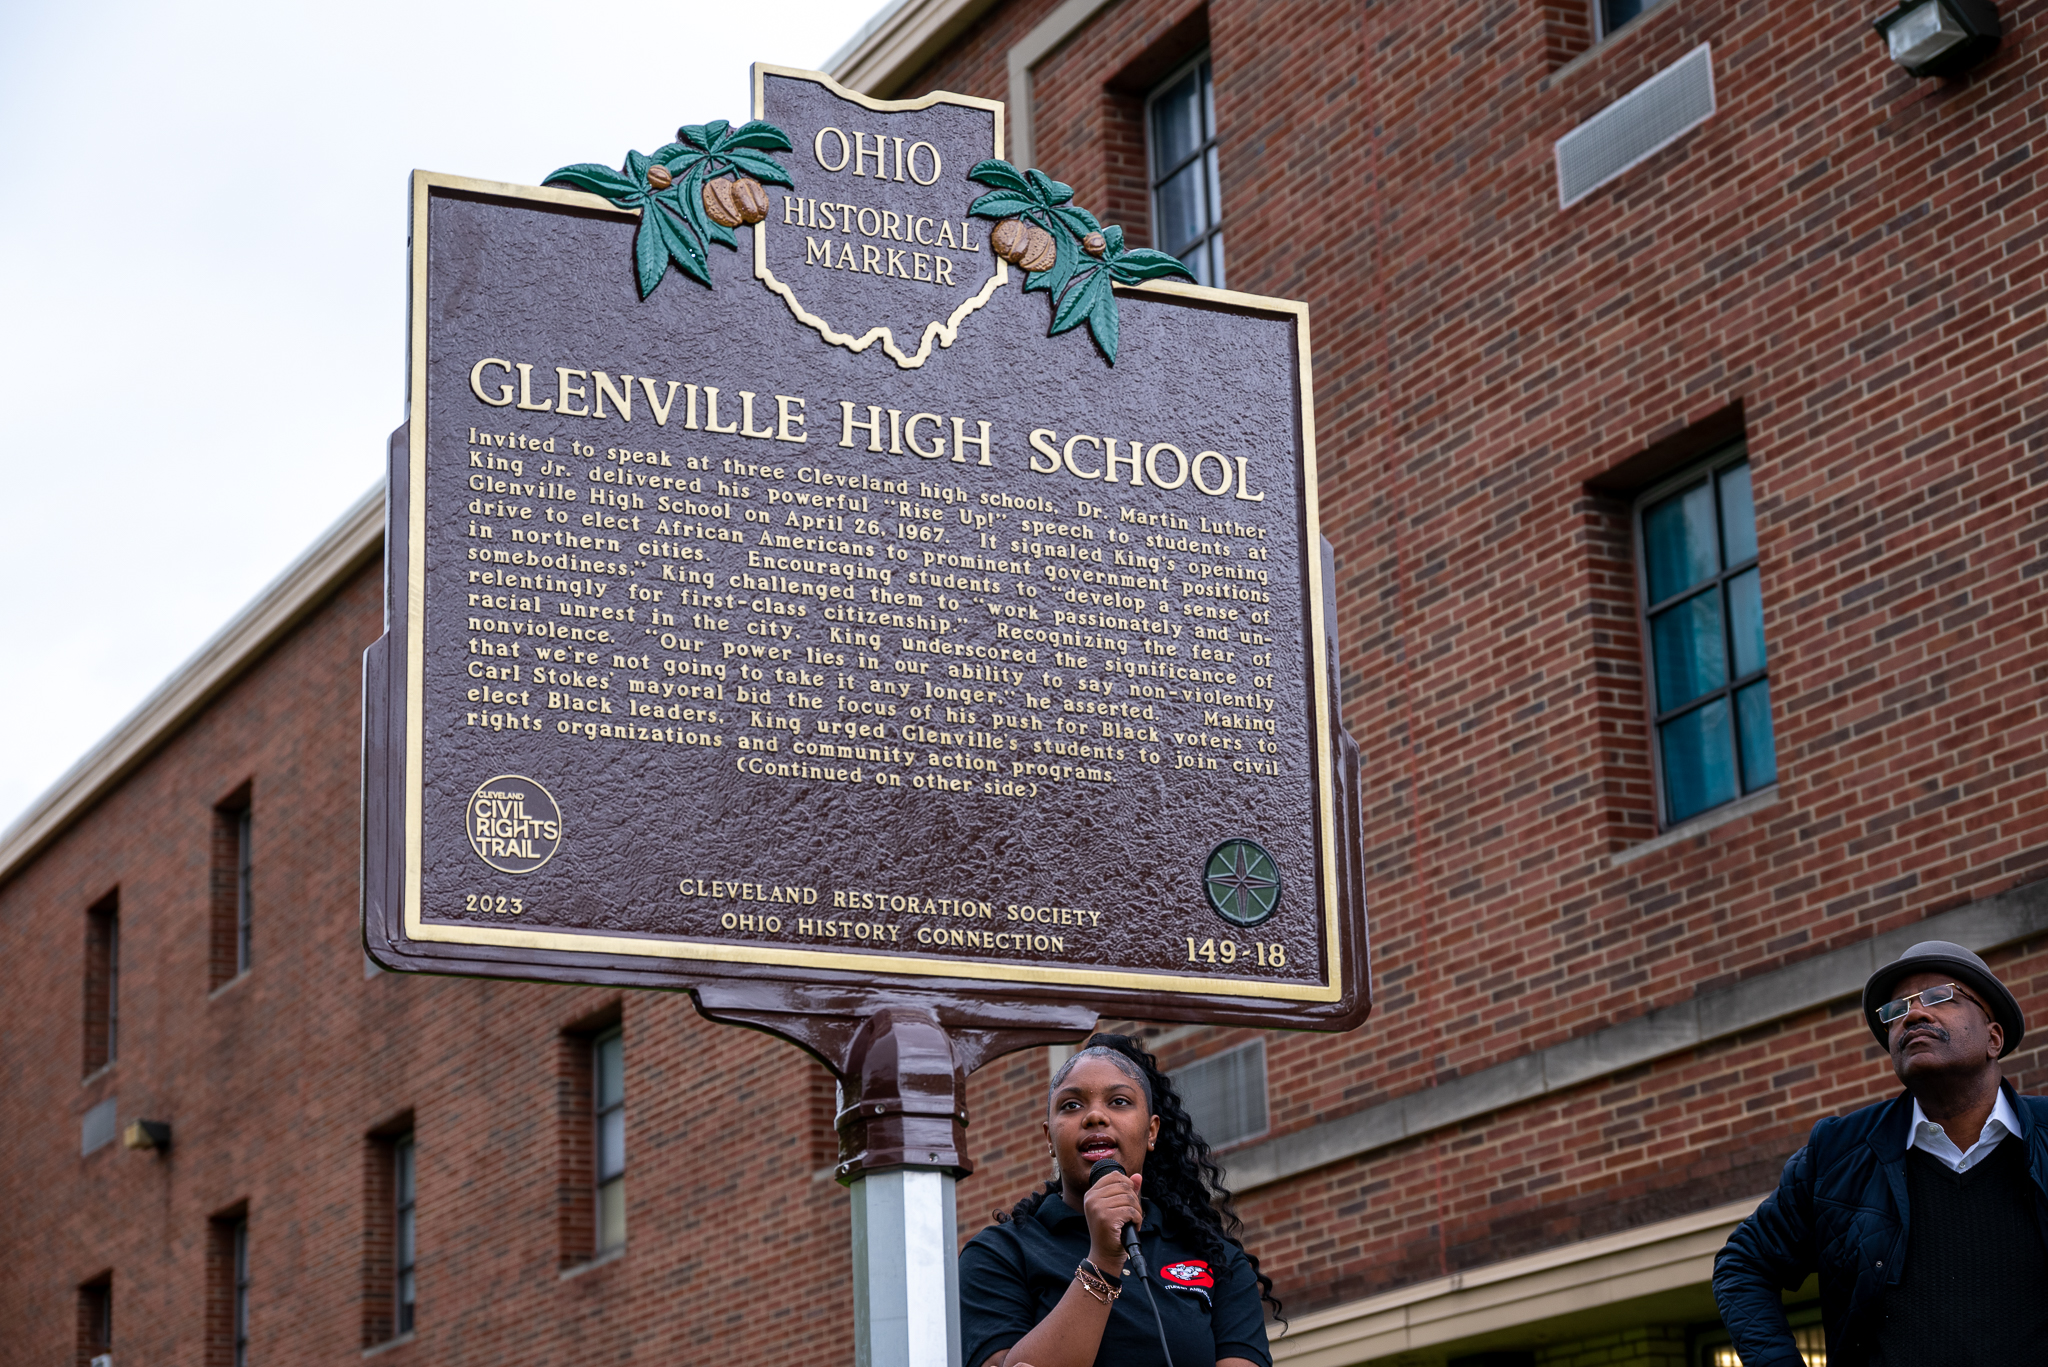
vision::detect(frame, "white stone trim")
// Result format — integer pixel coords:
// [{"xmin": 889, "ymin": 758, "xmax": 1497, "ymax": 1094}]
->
[
  {"xmin": 1269, "ymin": 1197, "xmax": 1760, "ymax": 1366},
  {"xmin": 1219, "ymin": 876, "xmax": 2048, "ymax": 1192},
  {"xmin": 1609, "ymin": 786, "xmax": 1779, "ymax": 867},
  {"xmin": 830, "ymin": 0, "xmax": 1121, "ymax": 173},
  {"xmin": 1003, "ymin": 0, "xmax": 1120, "ymax": 174},
  {"xmin": 0, "ymin": 482, "xmax": 385, "ymax": 884},
  {"xmin": 828, "ymin": 0, "xmax": 1001, "ymax": 98}
]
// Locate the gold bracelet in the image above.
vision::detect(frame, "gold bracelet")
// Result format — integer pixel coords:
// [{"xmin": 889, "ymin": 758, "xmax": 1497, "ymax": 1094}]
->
[{"xmin": 1074, "ymin": 1259, "xmax": 1121, "ymax": 1303}]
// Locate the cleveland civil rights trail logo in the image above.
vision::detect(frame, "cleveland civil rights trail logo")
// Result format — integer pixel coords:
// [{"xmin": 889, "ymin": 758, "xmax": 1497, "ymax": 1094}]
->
[{"xmin": 468, "ymin": 775, "xmax": 563, "ymax": 874}]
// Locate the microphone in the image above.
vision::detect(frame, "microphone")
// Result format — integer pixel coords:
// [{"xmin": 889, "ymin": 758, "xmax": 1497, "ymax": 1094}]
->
[
  {"xmin": 1088, "ymin": 1156, "xmax": 1172, "ymax": 1367},
  {"xmin": 1087, "ymin": 1157, "xmax": 1146, "ymax": 1273}
]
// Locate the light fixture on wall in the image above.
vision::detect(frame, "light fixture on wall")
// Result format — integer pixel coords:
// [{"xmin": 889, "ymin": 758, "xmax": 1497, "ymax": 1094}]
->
[
  {"xmin": 122, "ymin": 1119, "xmax": 171, "ymax": 1151},
  {"xmin": 1872, "ymin": 0, "xmax": 2001, "ymax": 79}
]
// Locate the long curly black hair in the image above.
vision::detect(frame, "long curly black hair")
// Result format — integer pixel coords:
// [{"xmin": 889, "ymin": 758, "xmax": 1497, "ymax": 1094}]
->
[{"xmin": 997, "ymin": 1032, "xmax": 1283, "ymax": 1323}]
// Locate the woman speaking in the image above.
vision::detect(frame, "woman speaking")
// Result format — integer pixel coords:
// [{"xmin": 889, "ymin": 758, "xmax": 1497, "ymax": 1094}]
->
[{"xmin": 959, "ymin": 1034, "xmax": 1280, "ymax": 1367}]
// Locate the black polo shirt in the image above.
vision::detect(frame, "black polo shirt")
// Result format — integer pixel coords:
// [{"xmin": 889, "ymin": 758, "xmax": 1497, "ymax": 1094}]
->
[{"xmin": 958, "ymin": 1193, "xmax": 1273, "ymax": 1367}]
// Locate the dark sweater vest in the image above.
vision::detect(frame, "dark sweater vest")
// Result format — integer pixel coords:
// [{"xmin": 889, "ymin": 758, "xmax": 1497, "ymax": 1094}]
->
[{"xmin": 1870, "ymin": 1137, "xmax": 2048, "ymax": 1366}]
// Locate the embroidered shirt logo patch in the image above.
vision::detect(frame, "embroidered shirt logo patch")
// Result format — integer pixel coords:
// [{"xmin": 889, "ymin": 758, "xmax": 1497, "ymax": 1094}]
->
[{"xmin": 1160, "ymin": 1260, "xmax": 1215, "ymax": 1289}]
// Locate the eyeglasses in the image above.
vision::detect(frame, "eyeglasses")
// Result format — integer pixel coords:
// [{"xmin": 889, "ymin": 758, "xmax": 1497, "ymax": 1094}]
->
[{"xmin": 1874, "ymin": 982, "xmax": 1983, "ymax": 1025}]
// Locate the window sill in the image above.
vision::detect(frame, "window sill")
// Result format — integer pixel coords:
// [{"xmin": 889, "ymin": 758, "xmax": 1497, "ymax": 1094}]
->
[
  {"xmin": 209, "ymin": 970, "xmax": 250, "ymax": 1001},
  {"xmin": 81, "ymin": 1062, "xmax": 115, "ymax": 1088},
  {"xmin": 363, "ymin": 1332, "xmax": 414, "ymax": 1358},
  {"xmin": 560, "ymin": 1247, "xmax": 625, "ymax": 1280},
  {"xmin": 1609, "ymin": 787, "xmax": 1779, "ymax": 867},
  {"xmin": 1210, "ymin": 1127, "xmax": 1272, "ymax": 1154},
  {"xmin": 1544, "ymin": 0, "xmax": 1678, "ymax": 87}
]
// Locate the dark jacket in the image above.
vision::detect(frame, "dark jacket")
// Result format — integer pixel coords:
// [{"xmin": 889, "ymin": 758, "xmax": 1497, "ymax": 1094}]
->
[{"xmin": 1713, "ymin": 1083, "xmax": 2048, "ymax": 1367}]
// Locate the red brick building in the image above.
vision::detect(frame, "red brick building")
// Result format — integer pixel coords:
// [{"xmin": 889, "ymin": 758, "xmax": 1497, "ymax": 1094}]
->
[{"xmin": 5, "ymin": 1, "xmax": 2044, "ymax": 1363}]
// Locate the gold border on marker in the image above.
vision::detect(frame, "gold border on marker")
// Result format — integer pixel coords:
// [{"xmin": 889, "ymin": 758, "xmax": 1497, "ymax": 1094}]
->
[
  {"xmin": 401, "ymin": 169, "xmax": 1340, "ymax": 1004},
  {"xmin": 750, "ymin": 63, "xmax": 1010, "ymax": 370}
]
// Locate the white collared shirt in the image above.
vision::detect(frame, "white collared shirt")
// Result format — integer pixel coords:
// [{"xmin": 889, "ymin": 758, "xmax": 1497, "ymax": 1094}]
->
[{"xmin": 1909, "ymin": 1089, "xmax": 2023, "ymax": 1173}]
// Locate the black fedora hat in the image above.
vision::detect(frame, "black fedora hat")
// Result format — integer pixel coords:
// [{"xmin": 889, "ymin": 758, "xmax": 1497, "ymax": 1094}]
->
[{"xmin": 1862, "ymin": 940, "xmax": 2024, "ymax": 1058}]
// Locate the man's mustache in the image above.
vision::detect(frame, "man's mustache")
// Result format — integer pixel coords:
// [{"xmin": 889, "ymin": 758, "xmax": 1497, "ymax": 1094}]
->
[{"xmin": 1898, "ymin": 1023, "xmax": 1951, "ymax": 1046}]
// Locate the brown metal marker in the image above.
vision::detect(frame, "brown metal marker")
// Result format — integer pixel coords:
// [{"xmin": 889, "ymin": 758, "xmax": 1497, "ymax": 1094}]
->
[{"xmin": 362, "ymin": 63, "xmax": 1369, "ymax": 1367}]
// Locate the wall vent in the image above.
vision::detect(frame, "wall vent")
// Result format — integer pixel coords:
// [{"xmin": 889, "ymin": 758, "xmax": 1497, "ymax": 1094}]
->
[
  {"xmin": 81, "ymin": 1096, "xmax": 118, "ymax": 1155},
  {"xmin": 1179, "ymin": 1040, "xmax": 1269, "ymax": 1148},
  {"xmin": 1556, "ymin": 43, "xmax": 1715, "ymax": 209}
]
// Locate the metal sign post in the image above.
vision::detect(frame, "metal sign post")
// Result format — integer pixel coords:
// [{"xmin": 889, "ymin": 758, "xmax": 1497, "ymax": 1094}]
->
[
  {"xmin": 850, "ymin": 1167, "xmax": 958, "ymax": 1367},
  {"xmin": 836, "ymin": 1008, "xmax": 967, "ymax": 1367}
]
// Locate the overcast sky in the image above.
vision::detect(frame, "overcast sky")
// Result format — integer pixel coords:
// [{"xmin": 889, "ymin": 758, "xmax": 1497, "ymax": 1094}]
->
[{"xmin": 0, "ymin": 0, "xmax": 876, "ymax": 830}]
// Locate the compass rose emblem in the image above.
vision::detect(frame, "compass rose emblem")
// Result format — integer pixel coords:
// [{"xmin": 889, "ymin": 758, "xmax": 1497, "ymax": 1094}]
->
[{"xmin": 1202, "ymin": 840, "xmax": 1281, "ymax": 927}]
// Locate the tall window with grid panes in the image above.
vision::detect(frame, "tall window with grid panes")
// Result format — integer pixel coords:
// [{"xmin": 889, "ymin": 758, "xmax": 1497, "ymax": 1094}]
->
[
  {"xmin": 80, "ymin": 1277, "xmax": 112, "ymax": 1365},
  {"xmin": 594, "ymin": 1028, "xmax": 625, "ymax": 1251},
  {"xmin": 395, "ymin": 1135, "xmax": 417, "ymax": 1333},
  {"xmin": 236, "ymin": 806, "xmax": 254, "ymax": 974},
  {"xmin": 84, "ymin": 896, "xmax": 118, "ymax": 1074},
  {"xmin": 1147, "ymin": 54, "xmax": 1223, "ymax": 287},
  {"xmin": 232, "ymin": 1219, "xmax": 251, "ymax": 1367},
  {"xmin": 1636, "ymin": 447, "xmax": 1775, "ymax": 825}
]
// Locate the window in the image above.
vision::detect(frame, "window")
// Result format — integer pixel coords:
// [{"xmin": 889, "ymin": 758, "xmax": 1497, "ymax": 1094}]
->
[
  {"xmin": 207, "ymin": 1208, "xmax": 249, "ymax": 1366},
  {"xmin": 556, "ymin": 1009, "xmax": 622, "ymax": 1266},
  {"xmin": 360, "ymin": 1125, "xmax": 412, "ymax": 1346},
  {"xmin": 84, "ymin": 893, "xmax": 118, "ymax": 1074},
  {"xmin": 1698, "ymin": 1318, "xmax": 1824, "ymax": 1365},
  {"xmin": 394, "ymin": 1137, "xmax": 417, "ymax": 1334},
  {"xmin": 1637, "ymin": 448, "xmax": 1774, "ymax": 825},
  {"xmin": 78, "ymin": 1275, "xmax": 112, "ymax": 1367},
  {"xmin": 236, "ymin": 808, "xmax": 253, "ymax": 974},
  {"xmin": 594, "ymin": 1028, "xmax": 625, "ymax": 1251},
  {"xmin": 1597, "ymin": 0, "xmax": 1651, "ymax": 38},
  {"xmin": 233, "ymin": 1219, "xmax": 251, "ymax": 1367},
  {"xmin": 1176, "ymin": 1040, "xmax": 1268, "ymax": 1148},
  {"xmin": 1147, "ymin": 54, "xmax": 1224, "ymax": 287},
  {"xmin": 212, "ymin": 789, "xmax": 253, "ymax": 987}
]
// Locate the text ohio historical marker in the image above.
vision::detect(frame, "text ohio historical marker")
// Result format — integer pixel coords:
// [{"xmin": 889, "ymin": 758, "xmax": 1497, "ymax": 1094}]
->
[{"xmin": 364, "ymin": 66, "xmax": 1369, "ymax": 1032}]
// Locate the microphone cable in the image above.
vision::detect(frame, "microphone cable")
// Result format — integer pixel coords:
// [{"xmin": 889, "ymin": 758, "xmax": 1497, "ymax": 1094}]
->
[
  {"xmin": 1124, "ymin": 1238, "xmax": 1174, "ymax": 1367},
  {"xmin": 1089, "ymin": 1158, "xmax": 1174, "ymax": 1367}
]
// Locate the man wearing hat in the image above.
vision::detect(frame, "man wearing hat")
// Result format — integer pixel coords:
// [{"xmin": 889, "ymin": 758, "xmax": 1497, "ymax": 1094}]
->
[{"xmin": 1713, "ymin": 941, "xmax": 2046, "ymax": 1365}]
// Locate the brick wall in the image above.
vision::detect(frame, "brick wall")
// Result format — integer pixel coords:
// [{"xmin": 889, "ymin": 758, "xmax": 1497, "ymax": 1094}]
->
[
  {"xmin": 6, "ymin": 0, "xmax": 2046, "ymax": 1356},
  {"xmin": 0, "ymin": 567, "xmax": 858, "ymax": 1363},
  {"xmin": 905, "ymin": 0, "xmax": 2048, "ymax": 1321}
]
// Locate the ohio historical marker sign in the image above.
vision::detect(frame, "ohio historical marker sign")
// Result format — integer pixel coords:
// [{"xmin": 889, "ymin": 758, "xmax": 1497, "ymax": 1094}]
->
[{"xmin": 363, "ymin": 66, "xmax": 1369, "ymax": 1032}]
